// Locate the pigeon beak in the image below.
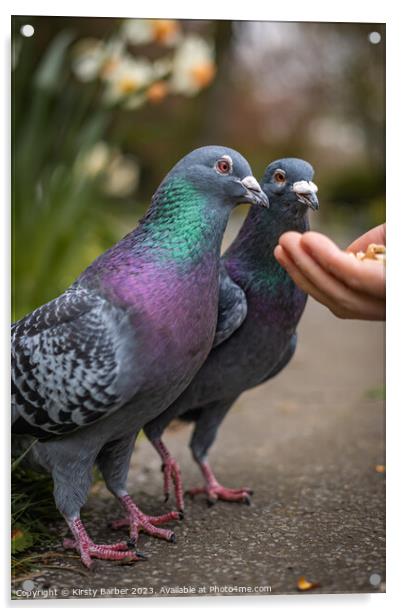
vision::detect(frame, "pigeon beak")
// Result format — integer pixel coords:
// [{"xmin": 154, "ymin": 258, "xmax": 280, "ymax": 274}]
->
[
  {"xmin": 239, "ymin": 176, "xmax": 269, "ymax": 208},
  {"xmin": 292, "ymin": 180, "xmax": 319, "ymax": 211}
]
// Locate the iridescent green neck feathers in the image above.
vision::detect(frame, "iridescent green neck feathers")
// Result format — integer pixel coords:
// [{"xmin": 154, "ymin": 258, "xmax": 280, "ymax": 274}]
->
[{"xmin": 139, "ymin": 177, "xmax": 216, "ymax": 263}]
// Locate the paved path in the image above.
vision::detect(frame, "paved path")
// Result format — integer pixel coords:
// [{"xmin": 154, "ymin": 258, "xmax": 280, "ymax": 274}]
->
[{"xmin": 13, "ymin": 297, "xmax": 385, "ymax": 599}]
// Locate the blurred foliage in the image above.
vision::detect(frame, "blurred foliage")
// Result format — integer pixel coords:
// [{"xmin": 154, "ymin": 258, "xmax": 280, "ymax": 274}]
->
[
  {"xmin": 11, "ymin": 445, "xmax": 58, "ymax": 575},
  {"xmin": 11, "ymin": 438, "xmax": 105, "ymax": 570},
  {"xmin": 12, "ymin": 16, "xmax": 218, "ymax": 319},
  {"xmin": 13, "ymin": 24, "xmax": 113, "ymax": 319},
  {"xmin": 12, "ymin": 17, "xmax": 385, "ymax": 317},
  {"xmin": 365, "ymin": 385, "xmax": 386, "ymax": 401}
]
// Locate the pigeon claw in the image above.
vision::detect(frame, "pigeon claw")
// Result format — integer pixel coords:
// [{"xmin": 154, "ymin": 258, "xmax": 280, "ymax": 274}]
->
[
  {"xmin": 63, "ymin": 537, "xmax": 145, "ymax": 568},
  {"xmin": 110, "ymin": 495, "xmax": 181, "ymax": 545},
  {"xmin": 169, "ymin": 532, "xmax": 177, "ymax": 544}
]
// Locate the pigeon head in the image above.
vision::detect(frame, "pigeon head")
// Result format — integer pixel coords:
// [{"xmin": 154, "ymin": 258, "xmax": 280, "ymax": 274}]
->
[
  {"xmin": 164, "ymin": 146, "xmax": 269, "ymax": 210},
  {"xmin": 262, "ymin": 158, "xmax": 319, "ymax": 218}
]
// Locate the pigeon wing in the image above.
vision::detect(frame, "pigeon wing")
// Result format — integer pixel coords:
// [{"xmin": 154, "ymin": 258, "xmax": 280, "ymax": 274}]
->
[
  {"xmin": 12, "ymin": 286, "xmax": 138, "ymax": 438},
  {"xmin": 212, "ymin": 263, "xmax": 248, "ymax": 348}
]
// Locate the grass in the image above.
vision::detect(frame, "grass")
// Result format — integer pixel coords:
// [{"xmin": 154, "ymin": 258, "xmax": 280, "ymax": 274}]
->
[
  {"xmin": 11, "ymin": 446, "xmax": 60, "ymax": 578},
  {"xmin": 11, "ymin": 442, "xmax": 106, "ymax": 578},
  {"xmin": 364, "ymin": 385, "xmax": 386, "ymax": 401}
]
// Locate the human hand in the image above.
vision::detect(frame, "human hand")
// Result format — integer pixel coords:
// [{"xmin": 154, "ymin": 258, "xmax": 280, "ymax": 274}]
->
[
  {"xmin": 273, "ymin": 225, "xmax": 385, "ymax": 320},
  {"xmin": 346, "ymin": 223, "xmax": 386, "ymax": 254}
]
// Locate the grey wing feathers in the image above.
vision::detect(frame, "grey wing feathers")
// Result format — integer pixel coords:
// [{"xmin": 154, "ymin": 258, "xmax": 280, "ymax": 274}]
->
[
  {"xmin": 12, "ymin": 286, "xmax": 135, "ymax": 438},
  {"xmin": 212, "ymin": 264, "xmax": 248, "ymax": 348}
]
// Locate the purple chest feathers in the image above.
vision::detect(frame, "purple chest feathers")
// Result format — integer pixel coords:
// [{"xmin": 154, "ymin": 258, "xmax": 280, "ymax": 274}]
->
[{"xmin": 103, "ymin": 256, "xmax": 220, "ymax": 386}]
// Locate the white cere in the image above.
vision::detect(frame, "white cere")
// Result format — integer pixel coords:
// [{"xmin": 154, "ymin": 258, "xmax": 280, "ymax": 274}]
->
[{"xmin": 292, "ymin": 180, "xmax": 318, "ymax": 194}]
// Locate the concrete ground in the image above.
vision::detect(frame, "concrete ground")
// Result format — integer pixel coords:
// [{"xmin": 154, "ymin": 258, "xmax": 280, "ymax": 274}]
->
[{"xmin": 12, "ymin": 297, "xmax": 385, "ymax": 600}]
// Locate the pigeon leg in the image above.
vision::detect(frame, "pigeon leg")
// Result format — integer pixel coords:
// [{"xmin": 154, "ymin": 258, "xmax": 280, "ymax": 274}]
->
[
  {"xmin": 188, "ymin": 460, "xmax": 253, "ymax": 506},
  {"xmin": 110, "ymin": 494, "xmax": 181, "ymax": 546},
  {"xmin": 151, "ymin": 438, "xmax": 184, "ymax": 512},
  {"xmin": 97, "ymin": 436, "xmax": 181, "ymax": 543},
  {"xmin": 187, "ymin": 398, "xmax": 252, "ymax": 505},
  {"xmin": 63, "ymin": 517, "xmax": 146, "ymax": 568}
]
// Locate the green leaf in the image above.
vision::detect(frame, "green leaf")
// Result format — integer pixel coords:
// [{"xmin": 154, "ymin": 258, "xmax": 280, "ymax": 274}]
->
[
  {"xmin": 11, "ymin": 527, "xmax": 34, "ymax": 554},
  {"xmin": 34, "ymin": 30, "xmax": 75, "ymax": 93}
]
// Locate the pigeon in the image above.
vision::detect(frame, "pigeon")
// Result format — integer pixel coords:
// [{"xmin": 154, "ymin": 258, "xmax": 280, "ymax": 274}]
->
[
  {"xmin": 143, "ymin": 158, "xmax": 319, "ymax": 510},
  {"xmin": 11, "ymin": 146, "xmax": 268, "ymax": 567}
]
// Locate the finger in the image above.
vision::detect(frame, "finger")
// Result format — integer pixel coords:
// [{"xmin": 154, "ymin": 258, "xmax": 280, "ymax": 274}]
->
[
  {"xmin": 274, "ymin": 245, "xmax": 345, "ymax": 310},
  {"xmin": 300, "ymin": 232, "xmax": 386, "ymax": 299},
  {"xmin": 274, "ymin": 245, "xmax": 386, "ymax": 320},
  {"xmin": 277, "ymin": 230, "xmax": 303, "ymax": 251},
  {"xmin": 347, "ymin": 223, "xmax": 386, "ymax": 253},
  {"xmin": 278, "ymin": 233, "xmax": 359, "ymax": 305}
]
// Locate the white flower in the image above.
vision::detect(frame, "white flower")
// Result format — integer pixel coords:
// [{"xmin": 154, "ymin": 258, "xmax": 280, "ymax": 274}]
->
[
  {"xmin": 77, "ymin": 142, "xmax": 111, "ymax": 178},
  {"xmin": 98, "ymin": 39, "xmax": 126, "ymax": 81},
  {"xmin": 121, "ymin": 20, "xmax": 153, "ymax": 45},
  {"xmin": 76, "ymin": 143, "xmax": 140, "ymax": 198},
  {"xmin": 170, "ymin": 35, "xmax": 216, "ymax": 96},
  {"xmin": 72, "ymin": 38, "xmax": 124, "ymax": 82},
  {"xmin": 103, "ymin": 154, "xmax": 140, "ymax": 198},
  {"xmin": 121, "ymin": 19, "xmax": 180, "ymax": 47},
  {"xmin": 72, "ymin": 38, "xmax": 105, "ymax": 82},
  {"xmin": 102, "ymin": 56, "xmax": 154, "ymax": 105},
  {"xmin": 153, "ymin": 57, "xmax": 173, "ymax": 79}
]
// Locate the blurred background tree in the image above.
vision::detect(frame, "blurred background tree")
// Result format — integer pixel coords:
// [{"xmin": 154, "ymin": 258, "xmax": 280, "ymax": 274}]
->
[{"xmin": 12, "ymin": 17, "xmax": 385, "ymax": 321}]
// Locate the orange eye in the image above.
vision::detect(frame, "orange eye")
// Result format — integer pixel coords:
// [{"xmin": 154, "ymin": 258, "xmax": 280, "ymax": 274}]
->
[
  {"xmin": 274, "ymin": 170, "xmax": 286, "ymax": 183},
  {"xmin": 216, "ymin": 158, "xmax": 232, "ymax": 175}
]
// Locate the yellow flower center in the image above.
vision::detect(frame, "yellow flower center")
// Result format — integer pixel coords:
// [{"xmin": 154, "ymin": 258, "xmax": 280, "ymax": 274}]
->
[
  {"xmin": 147, "ymin": 81, "xmax": 168, "ymax": 103},
  {"xmin": 118, "ymin": 77, "xmax": 138, "ymax": 94},
  {"xmin": 101, "ymin": 57, "xmax": 120, "ymax": 78},
  {"xmin": 190, "ymin": 62, "xmax": 216, "ymax": 88},
  {"xmin": 152, "ymin": 20, "xmax": 179, "ymax": 44}
]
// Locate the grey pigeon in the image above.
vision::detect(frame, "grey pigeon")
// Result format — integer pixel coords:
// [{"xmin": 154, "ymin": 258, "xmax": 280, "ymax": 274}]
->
[
  {"xmin": 143, "ymin": 158, "xmax": 318, "ymax": 509},
  {"xmin": 11, "ymin": 146, "xmax": 268, "ymax": 567}
]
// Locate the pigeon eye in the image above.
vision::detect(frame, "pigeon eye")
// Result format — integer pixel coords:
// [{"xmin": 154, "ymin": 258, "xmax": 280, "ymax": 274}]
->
[
  {"xmin": 274, "ymin": 170, "xmax": 286, "ymax": 184},
  {"xmin": 215, "ymin": 157, "xmax": 232, "ymax": 175}
]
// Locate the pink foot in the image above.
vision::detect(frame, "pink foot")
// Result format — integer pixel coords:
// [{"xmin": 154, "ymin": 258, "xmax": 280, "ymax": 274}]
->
[
  {"xmin": 63, "ymin": 517, "xmax": 145, "ymax": 568},
  {"xmin": 151, "ymin": 439, "xmax": 185, "ymax": 512},
  {"xmin": 188, "ymin": 461, "xmax": 253, "ymax": 506},
  {"xmin": 110, "ymin": 494, "xmax": 182, "ymax": 547},
  {"xmin": 188, "ymin": 484, "xmax": 253, "ymax": 505}
]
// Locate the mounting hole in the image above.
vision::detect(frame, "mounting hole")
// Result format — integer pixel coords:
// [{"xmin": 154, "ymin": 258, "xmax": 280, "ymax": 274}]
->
[
  {"xmin": 369, "ymin": 573, "xmax": 381, "ymax": 586},
  {"xmin": 20, "ymin": 24, "xmax": 35, "ymax": 38},
  {"xmin": 368, "ymin": 31, "xmax": 381, "ymax": 45}
]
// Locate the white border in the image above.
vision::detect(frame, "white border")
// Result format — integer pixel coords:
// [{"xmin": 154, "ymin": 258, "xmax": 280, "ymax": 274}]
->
[{"xmin": 2, "ymin": 1, "xmax": 402, "ymax": 614}]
